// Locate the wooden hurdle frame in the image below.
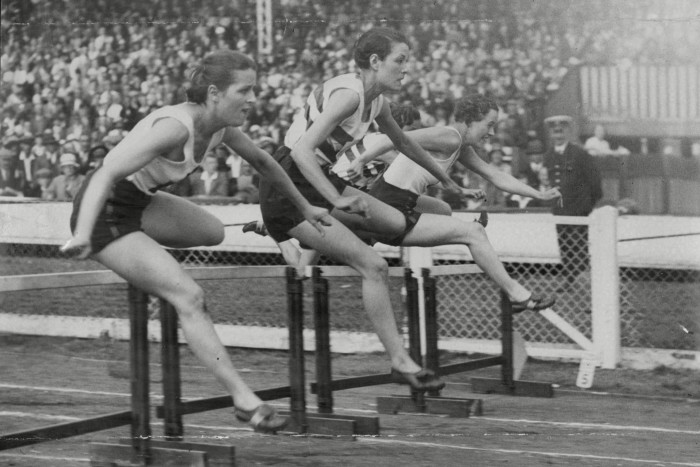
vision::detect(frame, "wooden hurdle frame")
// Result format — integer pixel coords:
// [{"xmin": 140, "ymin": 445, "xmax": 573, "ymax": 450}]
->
[
  {"xmin": 308, "ymin": 265, "xmax": 554, "ymax": 419},
  {"xmin": 0, "ymin": 266, "xmax": 297, "ymax": 465},
  {"xmin": 0, "ymin": 265, "xmax": 383, "ymax": 465},
  {"xmin": 0, "ymin": 263, "xmax": 553, "ymax": 464}
]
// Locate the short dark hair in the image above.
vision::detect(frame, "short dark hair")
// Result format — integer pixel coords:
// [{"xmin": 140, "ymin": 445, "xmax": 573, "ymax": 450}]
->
[
  {"xmin": 353, "ymin": 27, "xmax": 409, "ymax": 70},
  {"xmin": 389, "ymin": 103, "xmax": 420, "ymax": 129},
  {"xmin": 186, "ymin": 50, "xmax": 257, "ymax": 104},
  {"xmin": 453, "ymin": 94, "xmax": 498, "ymax": 126}
]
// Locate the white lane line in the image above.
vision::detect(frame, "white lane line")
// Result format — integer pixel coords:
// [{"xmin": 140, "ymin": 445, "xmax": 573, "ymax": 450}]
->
[
  {"xmin": 0, "ymin": 411, "xmax": 80, "ymax": 421},
  {"xmin": 0, "ymin": 351, "xmax": 277, "ymax": 373},
  {"xmin": 358, "ymin": 438, "xmax": 700, "ymax": 467},
  {"xmin": 3, "ymin": 394, "xmax": 696, "ymax": 438},
  {"xmin": 0, "ymin": 383, "xmax": 133, "ymax": 398},
  {"xmin": 480, "ymin": 417, "xmax": 700, "ymax": 435},
  {"xmin": 0, "ymin": 383, "xmax": 201, "ymax": 401},
  {"xmin": 0, "ymin": 453, "xmax": 90, "ymax": 463}
]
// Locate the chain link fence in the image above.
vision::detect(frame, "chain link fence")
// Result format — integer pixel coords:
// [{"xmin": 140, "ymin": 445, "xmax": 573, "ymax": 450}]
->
[{"xmin": 1, "ymin": 207, "xmax": 698, "ymax": 354}]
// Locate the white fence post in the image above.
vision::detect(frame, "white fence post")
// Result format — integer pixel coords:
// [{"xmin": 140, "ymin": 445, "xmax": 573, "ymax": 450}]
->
[
  {"xmin": 406, "ymin": 247, "xmax": 433, "ymax": 364},
  {"xmin": 589, "ymin": 206, "xmax": 621, "ymax": 369}
]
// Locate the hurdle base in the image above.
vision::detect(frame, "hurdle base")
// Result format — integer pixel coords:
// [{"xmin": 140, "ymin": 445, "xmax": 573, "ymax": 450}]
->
[
  {"xmin": 376, "ymin": 395, "xmax": 483, "ymax": 418},
  {"xmin": 280, "ymin": 411, "xmax": 380, "ymax": 436},
  {"xmin": 89, "ymin": 439, "xmax": 236, "ymax": 467},
  {"xmin": 470, "ymin": 377, "xmax": 554, "ymax": 398}
]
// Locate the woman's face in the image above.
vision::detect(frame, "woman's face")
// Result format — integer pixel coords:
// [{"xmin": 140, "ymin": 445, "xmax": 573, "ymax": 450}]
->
[
  {"xmin": 375, "ymin": 41, "xmax": 410, "ymax": 93},
  {"xmin": 216, "ymin": 68, "xmax": 257, "ymax": 127},
  {"xmin": 465, "ymin": 109, "xmax": 498, "ymax": 147}
]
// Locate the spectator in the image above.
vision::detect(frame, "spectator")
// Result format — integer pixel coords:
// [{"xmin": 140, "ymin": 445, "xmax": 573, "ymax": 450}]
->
[
  {"xmin": 543, "ymin": 115, "xmax": 602, "ymax": 289},
  {"xmin": 45, "ymin": 152, "xmax": 85, "ymax": 201},
  {"xmin": 521, "ymin": 139, "xmax": 546, "ymax": 188},
  {"xmin": 85, "ymin": 145, "xmax": 108, "ymax": 176},
  {"xmin": 231, "ymin": 160, "xmax": 259, "ymax": 204},
  {"xmin": 17, "ymin": 136, "xmax": 34, "ymax": 183},
  {"xmin": 584, "ymin": 124, "xmax": 630, "ymax": 157},
  {"xmin": 483, "ymin": 147, "xmax": 511, "ymax": 207},
  {"xmin": 30, "ymin": 134, "xmax": 57, "ymax": 178},
  {"xmin": 219, "ymin": 143, "xmax": 244, "ymax": 195},
  {"xmin": 0, "ymin": 145, "xmax": 24, "ymax": 197},
  {"xmin": 188, "ymin": 152, "xmax": 230, "ymax": 198},
  {"xmin": 23, "ymin": 167, "xmax": 53, "ymax": 199}
]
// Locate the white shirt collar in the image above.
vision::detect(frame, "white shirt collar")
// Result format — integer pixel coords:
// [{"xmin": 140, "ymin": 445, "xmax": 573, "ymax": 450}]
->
[{"xmin": 200, "ymin": 171, "xmax": 219, "ymax": 181}]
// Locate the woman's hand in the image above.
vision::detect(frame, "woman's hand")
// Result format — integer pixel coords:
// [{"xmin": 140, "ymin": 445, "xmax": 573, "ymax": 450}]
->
[
  {"xmin": 60, "ymin": 235, "xmax": 92, "ymax": 259},
  {"xmin": 333, "ymin": 195, "xmax": 370, "ymax": 218},
  {"xmin": 301, "ymin": 205, "xmax": 333, "ymax": 236},
  {"xmin": 462, "ymin": 188, "xmax": 486, "ymax": 200},
  {"xmin": 538, "ymin": 188, "xmax": 562, "ymax": 201},
  {"xmin": 345, "ymin": 158, "xmax": 366, "ymax": 183}
]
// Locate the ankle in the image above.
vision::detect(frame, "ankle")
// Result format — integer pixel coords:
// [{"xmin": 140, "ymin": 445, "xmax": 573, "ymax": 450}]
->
[{"xmin": 391, "ymin": 356, "xmax": 422, "ymax": 373}]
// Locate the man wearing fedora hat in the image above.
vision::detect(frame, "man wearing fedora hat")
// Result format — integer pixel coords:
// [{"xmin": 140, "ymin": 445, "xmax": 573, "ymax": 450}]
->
[
  {"xmin": 45, "ymin": 152, "xmax": 85, "ymax": 201},
  {"xmin": 543, "ymin": 115, "xmax": 602, "ymax": 288}
]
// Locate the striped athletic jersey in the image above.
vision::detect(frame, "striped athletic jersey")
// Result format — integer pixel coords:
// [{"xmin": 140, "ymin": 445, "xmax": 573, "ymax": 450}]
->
[
  {"xmin": 125, "ymin": 105, "xmax": 224, "ymax": 194},
  {"xmin": 383, "ymin": 126, "xmax": 463, "ymax": 194},
  {"xmin": 284, "ymin": 73, "xmax": 385, "ymax": 166},
  {"xmin": 330, "ymin": 133, "xmax": 397, "ymax": 190}
]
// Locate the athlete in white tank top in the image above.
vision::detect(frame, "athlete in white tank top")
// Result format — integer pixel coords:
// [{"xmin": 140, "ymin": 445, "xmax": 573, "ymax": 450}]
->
[
  {"xmin": 382, "ymin": 126, "xmax": 463, "ymax": 194},
  {"xmin": 126, "ymin": 106, "xmax": 225, "ymax": 194}
]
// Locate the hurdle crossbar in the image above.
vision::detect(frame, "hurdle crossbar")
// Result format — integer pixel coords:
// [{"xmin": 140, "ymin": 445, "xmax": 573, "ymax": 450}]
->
[
  {"xmin": 0, "ymin": 411, "xmax": 132, "ymax": 451},
  {"xmin": 0, "ymin": 265, "xmax": 420, "ymax": 293}
]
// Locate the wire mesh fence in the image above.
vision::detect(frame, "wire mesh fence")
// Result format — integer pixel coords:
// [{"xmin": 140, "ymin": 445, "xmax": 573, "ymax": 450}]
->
[{"xmin": 1, "ymin": 215, "xmax": 698, "ymax": 353}]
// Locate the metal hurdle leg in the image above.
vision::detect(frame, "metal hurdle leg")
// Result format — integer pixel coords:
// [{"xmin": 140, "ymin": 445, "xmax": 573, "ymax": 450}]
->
[
  {"xmin": 312, "ymin": 267, "xmax": 333, "ymax": 414},
  {"xmin": 90, "ymin": 285, "xmax": 153, "ymax": 466},
  {"xmin": 284, "ymin": 267, "xmax": 380, "ymax": 436},
  {"xmin": 285, "ymin": 267, "xmax": 310, "ymax": 433},
  {"xmin": 160, "ymin": 299, "xmax": 183, "ymax": 441},
  {"xmin": 91, "ymin": 286, "xmax": 236, "ymax": 466},
  {"xmin": 130, "ymin": 285, "xmax": 152, "ymax": 463},
  {"xmin": 377, "ymin": 269, "xmax": 483, "ymax": 418},
  {"xmin": 470, "ymin": 291, "xmax": 554, "ymax": 398}
]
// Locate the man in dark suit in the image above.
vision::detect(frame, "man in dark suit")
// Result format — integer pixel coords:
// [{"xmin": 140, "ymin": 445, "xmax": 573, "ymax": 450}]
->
[{"xmin": 543, "ymin": 115, "xmax": 602, "ymax": 287}]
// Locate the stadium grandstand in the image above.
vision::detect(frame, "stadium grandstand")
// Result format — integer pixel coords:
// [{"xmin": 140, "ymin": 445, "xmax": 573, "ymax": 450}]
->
[{"xmin": 1, "ymin": 0, "xmax": 698, "ymax": 214}]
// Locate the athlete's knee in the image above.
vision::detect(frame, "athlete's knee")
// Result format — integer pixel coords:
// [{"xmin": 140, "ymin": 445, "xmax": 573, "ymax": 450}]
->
[
  {"xmin": 171, "ymin": 283, "xmax": 206, "ymax": 319},
  {"xmin": 463, "ymin": 220, "xmax": 489, "ymax": 244},
  {"xmin": 356, "ymin": 253, "xmax": 388, "ymax": 281},
  {"xmin": 201, "ymin": 222, "xmax": 225, "ymax": 246}
]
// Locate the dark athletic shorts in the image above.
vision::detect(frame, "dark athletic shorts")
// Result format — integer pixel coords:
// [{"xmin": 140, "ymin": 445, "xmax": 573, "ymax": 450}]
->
[
  {"xmin": 70, "ymin": 173, "xmax": 152, "ymax": 254},
  {"xmin": 260, "ymin": 146, "xmax": 346, "ymax": 243},
  {"xmin": 368, "ymin": 177, "xmax": 420, "ymax": 215},
  {"xmin": 367, "ymin": 177, "xmax": 422, "ymax": 245}
]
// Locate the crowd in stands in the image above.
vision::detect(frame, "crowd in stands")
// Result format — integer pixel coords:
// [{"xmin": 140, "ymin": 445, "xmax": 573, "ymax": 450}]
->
[{"xmin": 1, "ymin": 0, "xmax": 695, "ymax": 207}]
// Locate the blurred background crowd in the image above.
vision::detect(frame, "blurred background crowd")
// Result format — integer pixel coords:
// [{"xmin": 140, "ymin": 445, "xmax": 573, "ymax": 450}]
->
[{"xmin": 1, "ymin": 0, "xmax": 698, "ymax": 211}]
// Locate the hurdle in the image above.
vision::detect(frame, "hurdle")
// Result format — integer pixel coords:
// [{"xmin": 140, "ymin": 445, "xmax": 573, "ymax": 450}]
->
[
  {"xmin": 0, "ymin": 266, "xmax": 315, "ymax": 465},
  {"xmin": 308, "ymin": 265, "xmax": 553, "ymax": 419}
]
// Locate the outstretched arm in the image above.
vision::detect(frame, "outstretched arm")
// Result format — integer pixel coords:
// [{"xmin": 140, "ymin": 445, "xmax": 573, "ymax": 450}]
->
[
  {"xmin": 459, "ymin": 145, "xmax": 561, "ymax": 201},
  {"xmin": 375, "ymin": 100, "xmax": 462, "ymax": 193},
  {"xmin": 223, "ymin": 127, "xmax": 331, "ymax": 233}
]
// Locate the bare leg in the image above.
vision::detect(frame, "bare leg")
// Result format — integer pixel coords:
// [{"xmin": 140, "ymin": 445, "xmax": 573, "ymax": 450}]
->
[
  {"xmin": 415, "ymin": 195, "xmax": 452, "ymax": 216},
  {"xmin": 404, "ymin": 214, "xmax": 530, "ymax": 301},
  {"xmin": 289, "ymin": 217, "xmax": 421, "ymax": 374},
  {"xmin": 336, "ymin": 188, "xmax": 531, "ymax": 303},
  {"xmin": 95, "ymin": 193, "xmax": 262, "ymax": 411}
]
